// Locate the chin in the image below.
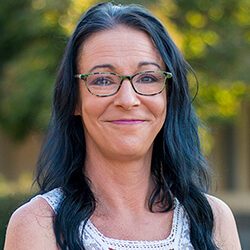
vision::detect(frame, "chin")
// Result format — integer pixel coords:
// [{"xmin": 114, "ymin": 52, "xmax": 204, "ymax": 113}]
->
[{"xmin": 108, "ymin": 143, "xmax": 152, "ymax": 161}]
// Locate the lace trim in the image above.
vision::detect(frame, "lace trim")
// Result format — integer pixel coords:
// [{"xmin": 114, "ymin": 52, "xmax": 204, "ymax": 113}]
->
[
  {"xmin": 31, "ymin": 188, "xmax": 64, "ymax": 214},
  {"xmin": 34, "ymin": 188, "xmax": 193, "ymax": 249},
  {"xmin": 81, "ymin": 200, "xmax": 181, "ymax": 249}
]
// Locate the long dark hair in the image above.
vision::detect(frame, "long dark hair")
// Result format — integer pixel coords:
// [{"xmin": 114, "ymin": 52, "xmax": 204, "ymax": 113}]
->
[{"xmin": 35, "ymin": 2, "xmax": 218, "ymax": 249}]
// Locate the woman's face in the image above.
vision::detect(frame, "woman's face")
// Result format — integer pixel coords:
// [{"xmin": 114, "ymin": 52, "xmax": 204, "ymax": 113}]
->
[{"xmin": 76, "ymin": 25, "xmax": 167, "ymax": 161}]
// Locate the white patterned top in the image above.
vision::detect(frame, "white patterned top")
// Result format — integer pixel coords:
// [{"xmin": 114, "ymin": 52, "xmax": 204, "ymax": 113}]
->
[{"xmin": 32, "ymin": 188, "xmax": 193, "ymax": 250}]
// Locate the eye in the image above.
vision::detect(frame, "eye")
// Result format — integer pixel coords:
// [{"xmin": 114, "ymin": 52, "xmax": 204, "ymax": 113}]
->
[
  {"xmin": 95, "ymin": 77, "xmax": 111, "ymax": 86},
  {"xmin": 141, "ymin": 76, "xmax": 156, "ymax": 83},
  {"xmin": 88, "ymin": 76, "xmax": 116, "ymax": 86},
  {"xmin": 136, "ymin": 73, "xmax": 159, "ymax": 84}
]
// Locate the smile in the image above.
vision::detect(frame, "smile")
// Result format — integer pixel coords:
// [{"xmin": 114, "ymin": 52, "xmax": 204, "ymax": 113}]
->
[{"xmin": 108, "ymin": 119, "xmax": 146, "ymax": 125}]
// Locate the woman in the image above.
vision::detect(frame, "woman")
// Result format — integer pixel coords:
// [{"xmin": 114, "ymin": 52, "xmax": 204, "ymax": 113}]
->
[{"xmin": 4, "ymin": 2, "xmax": 241, "ymax": 250}]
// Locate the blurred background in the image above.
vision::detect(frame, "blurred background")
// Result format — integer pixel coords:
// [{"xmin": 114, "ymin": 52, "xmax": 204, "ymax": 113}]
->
[{"xmin": 0, "ymin": 0, "xmax": 249, "ymax": 248}]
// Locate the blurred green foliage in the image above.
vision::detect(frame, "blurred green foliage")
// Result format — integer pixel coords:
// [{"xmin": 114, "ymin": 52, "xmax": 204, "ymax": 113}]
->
[
  {"xmin": 0, "ymin": 0, "xmax": 70, "ymax": 140},
  {"xmin": 152, "ymin": 0, "xmax": 250, "ymax": 123},
  {"xmin": 0, "ymin": 193, "xmax": 32, "ymax": 249},
  {"xmin": 0, "ymin": 0, "xmax": 249, "ymax": 140}
]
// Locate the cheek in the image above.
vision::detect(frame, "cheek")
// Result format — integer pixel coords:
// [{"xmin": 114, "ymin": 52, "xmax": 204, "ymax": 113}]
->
[
  {"xmin": 159, "ymin": 104, "xmax": 167, "ymax": 129},
  {"xmin": 81, "ymin": 99, "xmax": 96, "ymax": 123},
  {"xmin": 155, "ymin": 97, "xmax": 167, "ymax": 133},
  {"xmin": 153, "ymin": 93, "xmax": 167, "ymax": 122},
  {"xmin": 81, "ymin": 95, "xmax": 107, "ymax": 126},
  {"xmin": 77, "ymin": 84, "xmax": 96, "ymax": 117}
]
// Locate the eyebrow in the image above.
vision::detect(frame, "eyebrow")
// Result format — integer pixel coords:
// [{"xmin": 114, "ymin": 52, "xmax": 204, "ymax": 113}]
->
[
  {"xmin": 138, "ymin": 61, "xmax": 161, "ymax": 69},
  {"xmin": 89, "ymin": 61, "xmax": 161, "ymax": 73},
  {"xmin": 89, "ymin": 64, "xmax": 115, "ymax": 72}
]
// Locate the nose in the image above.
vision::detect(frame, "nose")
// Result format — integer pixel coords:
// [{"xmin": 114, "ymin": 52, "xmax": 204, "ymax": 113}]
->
[{"xmin": 113, "ymin": 79, "xmax": 140, "ymax": 110}]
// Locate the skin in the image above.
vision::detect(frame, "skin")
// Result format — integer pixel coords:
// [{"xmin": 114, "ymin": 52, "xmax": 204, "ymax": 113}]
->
[
  {"xmin": 75, "ymin": 26, "xmax": 167, "ymax": 163},
  {"xmin": 4, "ymin": 26, "xmax": 241, "ymax": 249},
  {"xmin": 75, "ymin": 25, "xmax": 170, "ymax": 240}
]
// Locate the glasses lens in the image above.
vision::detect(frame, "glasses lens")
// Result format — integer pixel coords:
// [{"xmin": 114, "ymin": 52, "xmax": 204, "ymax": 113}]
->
[
  {"xmin": 132, "ymin": 71, "xmax": 166, "ymax": 95},
  {"xmin": 86, "ymin": 73, "xmax": 120, "ymax": 96}
]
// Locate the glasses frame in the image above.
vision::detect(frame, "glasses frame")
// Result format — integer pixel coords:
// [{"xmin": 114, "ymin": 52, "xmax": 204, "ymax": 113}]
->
[{"xmin": 74, "ymin": 70, "xmax": 172, "ymax": 97}]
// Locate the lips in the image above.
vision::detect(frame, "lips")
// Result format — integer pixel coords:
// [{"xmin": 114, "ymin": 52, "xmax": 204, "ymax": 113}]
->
[{"xmin": 110, "ymin": 119, "xmax": 145, "ymax": 125}]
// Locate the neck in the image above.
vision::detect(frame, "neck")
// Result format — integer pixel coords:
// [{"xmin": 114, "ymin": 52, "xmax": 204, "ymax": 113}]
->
[{"xmin": 85, "ymin": 151, "xmax": 154, "ymax": 215}]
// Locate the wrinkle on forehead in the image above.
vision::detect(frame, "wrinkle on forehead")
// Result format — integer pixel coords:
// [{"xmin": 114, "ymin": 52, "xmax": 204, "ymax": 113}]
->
[{"xmin": 76, "ymin": 25, "xmax": 164, "ymax": 72}]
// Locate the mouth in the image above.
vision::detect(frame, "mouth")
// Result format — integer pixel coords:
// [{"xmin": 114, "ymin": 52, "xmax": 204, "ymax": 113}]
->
[{"xmin": 108, "ymin": 119, "xmax": 146, "ymax": 125}]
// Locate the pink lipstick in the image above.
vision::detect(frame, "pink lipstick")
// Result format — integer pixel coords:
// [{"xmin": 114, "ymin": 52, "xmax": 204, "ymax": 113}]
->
[{"xmin": 110, "ymin": 119, "xmax": 145, "ymax": 125}]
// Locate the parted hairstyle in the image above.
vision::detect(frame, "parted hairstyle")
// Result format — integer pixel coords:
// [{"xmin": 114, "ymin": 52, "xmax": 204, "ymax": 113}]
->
[{"xmin": 35, "ymin": 2, "xmax": 218, "ymax": 250}]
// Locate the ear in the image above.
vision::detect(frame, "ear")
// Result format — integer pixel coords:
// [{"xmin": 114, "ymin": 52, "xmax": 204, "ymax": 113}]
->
[
  {"xmin": 74, "ymin": 93, "xmax": 82, "ymax": 116},
  {"xmin": 74, "ymin": 102, "xmax": 82, "ymax": 116},
  {"xmin": 74, "ymin": 81, "xmax": 82, "ymax": 116}
]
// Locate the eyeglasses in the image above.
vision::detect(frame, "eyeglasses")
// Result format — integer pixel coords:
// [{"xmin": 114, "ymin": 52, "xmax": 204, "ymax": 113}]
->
[{"xmin": 74, "ymin": 70, "xmax": 172, "ymax": 97}]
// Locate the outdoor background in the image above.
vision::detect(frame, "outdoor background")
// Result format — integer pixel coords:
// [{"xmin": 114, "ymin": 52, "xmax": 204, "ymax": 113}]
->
[{"xmin": 0, "ymin": 0, "xmax": 249, "ymax": 248}]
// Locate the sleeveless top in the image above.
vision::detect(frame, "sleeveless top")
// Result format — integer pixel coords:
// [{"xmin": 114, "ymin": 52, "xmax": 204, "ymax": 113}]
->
[{"xmin": 32, "ymin": 188, "xmax": 193, "ymax": 250}]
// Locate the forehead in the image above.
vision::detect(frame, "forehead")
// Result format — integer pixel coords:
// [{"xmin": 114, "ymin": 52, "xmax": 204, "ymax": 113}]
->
[{"xmin": 76, "ymin": 25, "xmax": 165, "ymax": 72}]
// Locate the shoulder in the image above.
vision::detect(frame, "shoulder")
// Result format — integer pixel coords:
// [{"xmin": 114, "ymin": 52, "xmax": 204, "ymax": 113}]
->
[
  {"xmin": 4, "ymin": 197, "xmax": 58, "ymax": 250},
  {"xmin": 206, "ymin": 195, "xmax": 242, "ymax": 250}
]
